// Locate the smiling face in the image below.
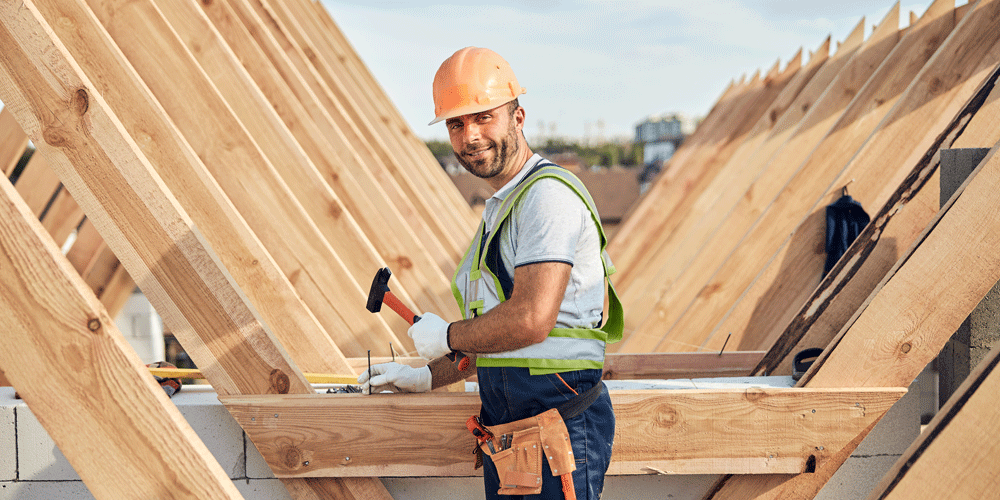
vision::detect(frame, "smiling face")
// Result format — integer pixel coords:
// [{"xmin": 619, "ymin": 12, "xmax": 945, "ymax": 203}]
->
[{"xmin": 446, "ymin": 101, "xmax": 530, "ymax": 190}]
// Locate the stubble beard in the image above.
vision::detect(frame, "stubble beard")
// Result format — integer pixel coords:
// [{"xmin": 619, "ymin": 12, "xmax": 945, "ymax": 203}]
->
[{"xmin": 455, "ymin": 124, "xmax": 519, "ymax": 180}]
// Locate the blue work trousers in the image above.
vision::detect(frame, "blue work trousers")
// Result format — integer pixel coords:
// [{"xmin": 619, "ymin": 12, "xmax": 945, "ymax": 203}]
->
[{"xmin": 477, "ymin": 367, "xmax": 615, "ymax": 500}]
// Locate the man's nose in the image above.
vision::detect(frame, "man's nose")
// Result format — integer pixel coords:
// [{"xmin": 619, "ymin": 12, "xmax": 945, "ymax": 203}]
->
[{"xmin": 462, "ymin": 123, "xmax": 482, "ymax": 144}]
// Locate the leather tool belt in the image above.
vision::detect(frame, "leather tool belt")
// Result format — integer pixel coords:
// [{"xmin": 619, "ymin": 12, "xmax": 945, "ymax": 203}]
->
[{"xmin": 467, "ymin": 382, "xmax": 605, "ymax": 496}]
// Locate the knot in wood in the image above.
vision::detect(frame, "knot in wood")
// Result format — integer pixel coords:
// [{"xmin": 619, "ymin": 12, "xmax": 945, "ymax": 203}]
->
[
  {"xmin": 395, "ymin": 256, "xmax": 413, "ymax": 270},
  {"xmin": 282, "ymin": 445, "xmax": 302, "ymax": 470},
  {"xmin": 900, "ymin": 342, "xmax": 912, "ymax": 354},
  {"xmin": 87, "ymin": 318, "xmax": 102, "ymax": 333},
  {"xmin": 270, "ymin": 369, "xmax": 290, "ymax": 394},
  {"xmin": 73, "ymin": 88, "xmax": 89, "ymax": 116}
]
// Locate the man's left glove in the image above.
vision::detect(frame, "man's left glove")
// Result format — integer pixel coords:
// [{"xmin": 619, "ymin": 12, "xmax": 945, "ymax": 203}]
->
[
  {"xmin": 408, "ymin": 312, "xmax": 452, "ymax": 360},
  {"xmin": 357, "ymin": 362, "xmax": 432, "ymax": 394}
]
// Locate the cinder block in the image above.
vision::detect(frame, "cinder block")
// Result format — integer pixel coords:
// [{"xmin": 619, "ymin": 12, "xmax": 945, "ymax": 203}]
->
[
  {"xmin": 1, "ymin": 391, "xmax": 16, "ymax": 481},
  {"xmin": 0, "ymin": 480, "xmax": 95, "ymax": 499},
  {"xmin": 384, "ymin": 477, "xmax": 485, "ymax": 500},
  {"xmin": 245, "ymin": 435, "xmax": 276, "ymax": 479},
  {"xmin": 602, "ymin": 474, "xmax": 721, "ymax": 500},
  {"xmin": 853, "ymin": 372, "xmax": 921, "ymax": 457},
  {"xmin": 16, "ymin": 406, "xmax": 79, "ymax": 481},
  {"xmin": 174, "ymin": 391, "xmax": 245, "ymax": 479},
  {"xmin": 234, "ymin": 478, "xmax": 294, "ymax": 500},
  {"xmin": 816, "ymin": 454, "xmax": 900, "ymax": 500}
]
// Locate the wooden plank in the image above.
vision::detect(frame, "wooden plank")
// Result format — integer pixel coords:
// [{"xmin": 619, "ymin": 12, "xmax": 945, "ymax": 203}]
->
[
  {"xmin": 870, "ymin": 343, "xmax": 1000, "ymax": 499},
  {"xmin": 221, "ymin": 387, "xmax": 905, "ymax": 477},
  {"xmin": 616, "ymin": 19, "xmax": 867, "ymax": 328},
  {"xmin": 82, "ymin": 0, "xmax": 404, "ymax": 357},
  {"xmin": 37, "ymin": 185, "xmax": 84, "ymax": 247},
  {"xmin": 0, "ymin": 177, "xmax": 241, "ymax": 497},
  {"xmin": 0, "ymin": 105, "xmax": 29, "ymax": 176},
  {"xmin": 149, "ymin": 0, "xmax": 445, "ymax": 326},
  {"xmin": 12, "ymin": 141, "xmax": 61, "ymax": 217},
  {"xmin": 350, "ymin": 352, "xmax": 766, "ymax": 381},
  {"xmin": 297, "ymin": 0, "xmax": 478, "ymax": 242},
  {"xmin": 0, "ymin": 3, "xmax": 387, "ymax": 498},
  {"xmin": 28, "ymin": 0, "xmax": 354, "ymax": 375},
  {"xmin": 618, "ymin": 5, "xmax": 904, "ymax": 353},
  {"xmin": 223, "ymin": 0, "xmax": 459, "ymax": 278},
  {"xmin": 244, "ymin": 0, "xmax": 464, "ymax": 261},
  {"xmin": 0, "ymin": 0, "xmax": 310, "ymax": 397},
  {"xmin": 636, "ymin": 0, "xmax": 959, "ymax": 354},
  {"xmin": 755, "ymin": 61, "xmax": 1000, "ymax": 378},
  {"xmin": 618, "ymin": 36, "xmax": 831, "ymax": 315},
  {"xmin": 193, "ymin": 0, "xmax": 455, "ymax": 315},
  {"xmin": 611, "ymin": 65, "xmax": 774, "ymax": 283},
  {"xmin": 708, "ymin": 1, "xmax": 1000, "ymax": 355},
  {"xmin": 707, "ymin": 87, "xmax": 1000, "ymax": 500}
]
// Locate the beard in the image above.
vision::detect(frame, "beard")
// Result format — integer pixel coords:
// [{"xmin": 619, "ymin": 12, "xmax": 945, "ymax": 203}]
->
[{"xmin": 454, "ymin": 123, "xmax": 519, "ymax": 180}]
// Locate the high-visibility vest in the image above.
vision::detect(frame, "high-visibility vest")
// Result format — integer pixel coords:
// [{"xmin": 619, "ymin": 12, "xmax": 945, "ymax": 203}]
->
[{"xmin": 451, "ymin": 162, "xmax": 624, "ymax": 375}]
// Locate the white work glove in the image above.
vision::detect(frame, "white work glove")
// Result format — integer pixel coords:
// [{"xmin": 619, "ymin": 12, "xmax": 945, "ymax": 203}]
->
[
  {"xmin": 407, "ymin": 312, "xmax": 452, "ymax": 360},
  {"xmin": 357, "ymin": 362, "xmax": 432, "ymax": 394}
]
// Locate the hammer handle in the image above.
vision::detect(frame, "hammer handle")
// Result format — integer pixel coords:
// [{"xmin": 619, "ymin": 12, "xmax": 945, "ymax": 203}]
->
[{"xmin": 382, "ymin": 291, "xmax": 418, "ymax": 325}]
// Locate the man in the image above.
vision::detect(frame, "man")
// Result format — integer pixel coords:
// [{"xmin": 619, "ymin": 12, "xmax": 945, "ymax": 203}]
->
[{"xmin": 358, "ymin": 46, "xmax": 623, "ymax": 500}]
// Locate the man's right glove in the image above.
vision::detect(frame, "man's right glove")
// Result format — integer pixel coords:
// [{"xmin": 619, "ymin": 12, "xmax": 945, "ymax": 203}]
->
[{"xmin": 357, "ymin": 362, "xmax": 432, "ymax": 394}]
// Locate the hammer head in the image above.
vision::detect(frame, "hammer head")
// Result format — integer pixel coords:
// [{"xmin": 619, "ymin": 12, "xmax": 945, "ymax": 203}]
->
[{"xmin": 366, "ymin": 267, "xmax": 392, "ymax": 313}]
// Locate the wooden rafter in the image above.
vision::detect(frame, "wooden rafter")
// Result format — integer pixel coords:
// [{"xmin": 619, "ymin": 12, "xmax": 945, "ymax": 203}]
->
[{"xmin": 0, "ymin": 165, "xmax": 241, "ymax": 499}]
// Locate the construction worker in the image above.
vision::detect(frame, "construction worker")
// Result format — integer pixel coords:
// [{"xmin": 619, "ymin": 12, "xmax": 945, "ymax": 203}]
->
[{"xmin": 359, "ymin": 46, "xmax": 623, "ymax": 500}]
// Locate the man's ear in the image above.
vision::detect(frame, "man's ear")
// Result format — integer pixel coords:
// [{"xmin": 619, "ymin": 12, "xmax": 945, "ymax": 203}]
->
[{"xmin": 513, "ymin": 105, "xmax": 526, "ymax": 131}]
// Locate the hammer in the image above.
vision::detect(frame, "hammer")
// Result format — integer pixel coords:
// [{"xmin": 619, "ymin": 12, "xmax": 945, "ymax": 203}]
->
[{"xmin": 366, "ymin": 267, "xmax": 469, "ymax": 370}]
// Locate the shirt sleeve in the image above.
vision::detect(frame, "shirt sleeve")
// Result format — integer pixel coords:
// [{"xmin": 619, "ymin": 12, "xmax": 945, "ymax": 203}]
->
[{"xmin": 509, "ymin": 177, "xmax": 590, "ymax": 268}]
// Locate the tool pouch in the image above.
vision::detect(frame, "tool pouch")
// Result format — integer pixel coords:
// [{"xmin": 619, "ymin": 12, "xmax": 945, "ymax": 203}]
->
[{"xmin": 476, "ymin": 408, "xmax": 576, "ymax": 496}]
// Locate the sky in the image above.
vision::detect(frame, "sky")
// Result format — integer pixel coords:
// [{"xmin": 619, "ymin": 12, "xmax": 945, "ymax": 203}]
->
[{"xmin": 318, "ymin": 0, "xmax": 943, "ymax": 143}]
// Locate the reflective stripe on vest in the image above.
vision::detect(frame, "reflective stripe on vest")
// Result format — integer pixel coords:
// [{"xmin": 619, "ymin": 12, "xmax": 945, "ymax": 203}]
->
[{"xmin": 450, "ymin": 163, "xmax": 625, "ymax": 375}]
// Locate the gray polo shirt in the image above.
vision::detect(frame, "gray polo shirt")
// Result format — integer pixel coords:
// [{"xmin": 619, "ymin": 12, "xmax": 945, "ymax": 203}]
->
[{"xmin": 477, "ymin": 154, "xmax": 605, "ymax": 333}]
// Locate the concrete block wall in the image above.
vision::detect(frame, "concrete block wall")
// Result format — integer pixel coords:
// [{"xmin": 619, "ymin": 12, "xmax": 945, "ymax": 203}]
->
[{"xmin": 1, "ymin": 374, "xmax": 925, "ymax": 499}]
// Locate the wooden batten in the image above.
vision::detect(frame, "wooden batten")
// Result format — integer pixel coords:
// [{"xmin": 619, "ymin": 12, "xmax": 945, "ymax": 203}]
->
[
  {"xmin": 0, "ymin": 106, "xmax": 29, "ymax": 176},
  {"xmin": 82, "ymin": 0, "xmax": 405, "ymax": 357},
  {"xmin": 870, "ymin": 343, "xmax": 1000, "ymax": 499},
  {"xmin": 706, "ymin": 127, "xmax": 1000, "ymax": 498},
  {"xmin": 194, "ymin": 0, "xmax": 455, "ymax": 315},
  {"xmin": 756, "ymin": 62, "xmax": 1000, "ymax": 377},
  {"xmin": 617, "ymin": 33, "xmax": 833, "ymax": 319},
  {"xmin": 619, "ymin": 4, "xmax": 903, "ymax": 354},
  {"xmin": 710, "ymin": 1, "xmax": 1000, "ymax": 355},
  {"xmin": 12, "ymin": 146, "xmax": 59, "ymax": 217},
  {"xmin": 636, "ymin": 0, "xmax": 957, "ymax": 354},
  {"xmin": 0, "ymin": 166, "xmax": 241, "ymax": 497},
  {"xmin": 221, "ymin": 387, "xmax": 905, "ymax": 478}
]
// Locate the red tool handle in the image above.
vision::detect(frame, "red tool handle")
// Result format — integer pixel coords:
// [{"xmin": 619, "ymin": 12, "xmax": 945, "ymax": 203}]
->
[
  {"xmin": 382, "ymin": 291, "xmax": 418, "ymax": 325},
  {"xmin": 384, "ymin": 291, "xmax": 469, "ymax": 370}
]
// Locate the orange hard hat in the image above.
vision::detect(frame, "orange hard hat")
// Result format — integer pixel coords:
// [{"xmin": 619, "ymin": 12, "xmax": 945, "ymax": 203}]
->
[{"xmin": 429, "ymin": 47, "xmax": 526, "ymax": 125}]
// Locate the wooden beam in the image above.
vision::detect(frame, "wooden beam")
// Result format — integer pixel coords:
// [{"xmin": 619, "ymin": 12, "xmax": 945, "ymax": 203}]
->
[
  {"xmin": 0, "ymin": 106, "xmax": 29, "ymax": 176},
  {"xmin": 12, "ymin": 144, "xmax": 59, "ymax": 217},
  {"xmin": 618, "ymin": 4, "xmax": 903, "ymax": 353},
  {"xmin": 706, "ymin": 95, "xmax": 1000, "ymax": 500},
  {"xmin": 220, "ymin": 0, "xmax": 459, "ymax": 276},
  {"xmin": 617, "ymin": 36, "xmax": 829, "ymax": 314},
  {"xmin": 81, "ymin": 0, "xmax": 403, "ymax": 357},
  {"xmin": 193, "ymin": 0, "xmax": 455, "ymax": 315},
  {"xmin": 0, "ymin": 2, "xmax": 391, "ymax": 498},
  {"xmin": 637, "ymin": 0, "xmax": 960, "ymax": 354},
  {"xmin": 615, "ymin": 19, "xmax": 865, "ymax": 331},
  {"xmin": 869, "ymin": 343, "xmax": 1000, "ymax": 499},
  {"xmin": 755, "ymin": 61, "xmax": 1000, "ymax": 377},
  {"xmin": 221, "ymin": 387, "xmax": 903, "ymax": 478},
  {"xmin": 349, "ymin": 352, "xmax": 766, "ymax": 381},
  {"xmin": 0, "ymin": 177, "xmax": 241, "ymax": 497},
  {"xmin": 709, "ymin": 0, "xmax": 1000, "ymax": 355}
]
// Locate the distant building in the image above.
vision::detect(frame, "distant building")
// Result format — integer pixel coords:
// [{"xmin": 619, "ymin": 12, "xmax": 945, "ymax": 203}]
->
[{"xmin": 635, "ymin": 113, "xmax": 688, "ymax": 193}]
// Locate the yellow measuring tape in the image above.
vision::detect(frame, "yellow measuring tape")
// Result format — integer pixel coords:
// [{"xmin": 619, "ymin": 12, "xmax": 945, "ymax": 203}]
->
[{"xmin": 148, "ymin": 367, "xmax": 357, "ymax": 385}]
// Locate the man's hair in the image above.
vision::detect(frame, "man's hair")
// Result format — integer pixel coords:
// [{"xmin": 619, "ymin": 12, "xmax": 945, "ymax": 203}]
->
[{"xmin": 507, "ymin": 98, "xmax": 520, "ymax": 118}]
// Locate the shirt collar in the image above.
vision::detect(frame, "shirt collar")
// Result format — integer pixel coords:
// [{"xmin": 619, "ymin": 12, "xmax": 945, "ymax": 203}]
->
[{"xmin": 490, "ymin": 153, "xmax": 544, "ymax": 203}]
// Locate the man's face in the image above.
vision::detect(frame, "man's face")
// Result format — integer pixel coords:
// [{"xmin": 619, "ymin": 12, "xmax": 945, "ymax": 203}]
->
[{"xmin": 446, "ymin": 103, "xmax": 521, "ymax": 181}]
